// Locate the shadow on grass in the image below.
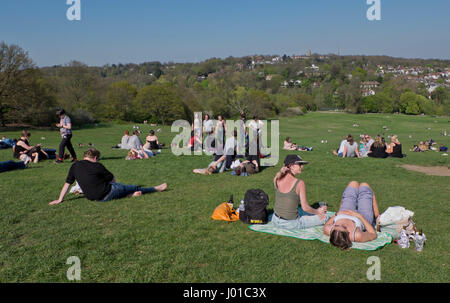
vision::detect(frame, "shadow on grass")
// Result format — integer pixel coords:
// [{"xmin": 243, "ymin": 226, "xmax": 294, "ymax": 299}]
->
[{"xmin": 99, "ymin": 156, "xmax": 125, "ymax": 160}]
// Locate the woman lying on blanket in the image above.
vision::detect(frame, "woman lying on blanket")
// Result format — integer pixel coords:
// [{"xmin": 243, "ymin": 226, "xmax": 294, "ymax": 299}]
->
[
  {"xmin": 323, "ymin": 181, "xmax": 381, "ymax": 250},
  {"xmin": 271, "ymin": 155, "xmax": 329, "ymax": 229}
]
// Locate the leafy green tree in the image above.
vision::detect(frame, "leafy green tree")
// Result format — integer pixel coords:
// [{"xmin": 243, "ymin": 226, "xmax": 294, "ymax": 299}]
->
[
  {"xmin": 362, "ymin": 96, "xmax": 380, "ymax": 113},
  {"xmin": 57, "ymin": 61, "xmax": 96, "ymax": 113},
  {"xmin": 351, "ymin": 67, "xmax": 367, "ymax": 82},
  {"xmin": 134, "ymin": 84, "xmax": 185, "ymax": 124},
  {"xmin": 104, "ymin": 81, "xmax": 137, "ymax": 121},
  {"xmin": 431, "ymin": 86, "xmax": 447, "ymax": 105},
  {"xmin": 0, "ymin": 41, "xmax": 34, "ymax": 126},
  {"xmin": 405, "ymin": 101, "xmax": 420, "ymax": 115}
]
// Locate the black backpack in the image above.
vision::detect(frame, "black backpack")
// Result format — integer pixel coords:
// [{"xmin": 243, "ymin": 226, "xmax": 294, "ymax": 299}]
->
[{"xmin": 240, "ymin": 189, "xmax": 269, "ymax": 224}]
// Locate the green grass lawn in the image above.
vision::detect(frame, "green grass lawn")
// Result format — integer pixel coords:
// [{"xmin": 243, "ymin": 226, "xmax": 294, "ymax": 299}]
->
[{"xmin": 0, "ymin": 113, "xmax": 449, "ymax": 282}]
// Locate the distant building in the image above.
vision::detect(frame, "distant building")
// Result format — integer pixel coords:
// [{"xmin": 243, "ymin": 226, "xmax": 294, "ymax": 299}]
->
[
  {"xmin": 360, "ymin": 81, "xmax": 380, "ymax": 89},
  {"xmin": 362, "ymin": 89, "xmax": 376, "ymax": 97}
]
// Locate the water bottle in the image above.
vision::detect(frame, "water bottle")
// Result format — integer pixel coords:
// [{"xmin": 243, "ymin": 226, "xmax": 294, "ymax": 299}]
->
[
  {"xmin": 239, "ymin": 200, "xmax": 245, "ymax": 213},
  {"xmin": 398, "ymin": 229, "xmax": 410, "ymax": 248},
  {"xmin": 414, "ymin": 230, "xmax": 426, "ymax": 252}
]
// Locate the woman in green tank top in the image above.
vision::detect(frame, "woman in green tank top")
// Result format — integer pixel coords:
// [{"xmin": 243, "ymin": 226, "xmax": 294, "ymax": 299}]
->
[{"xmin": 271, "ymin": 155, "xmax": 329, "ymax": 230}]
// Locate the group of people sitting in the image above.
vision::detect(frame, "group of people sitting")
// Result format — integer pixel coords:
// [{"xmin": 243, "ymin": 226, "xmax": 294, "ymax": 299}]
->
[
  {"xmin": 0, "ymin": 131, "xmax": 56, "ymax": 173},
  {"xmin": 411, "ymin": 139, "xmax": 447, "ymax": 153},
  {"xmin": 113, "ymin": 129, "xmax": 164, "ymax": 160},
  {"xmin": 188, "ymin": 113, "xmax": 264, "ymax": 153},
  {"xmin": 190, "ymin": 113, "xmax": 268, "ymax": 176},
  {"xmin": 333, "ymin": 133, "xmax": 404, "ymax": 159},
  {"xmin": 272, "ymin": 154, "xmax": 381, "ymax": 250},
  {"xmin": 193, "ymin": 129, "xmax": 262, "ymax": 176}
]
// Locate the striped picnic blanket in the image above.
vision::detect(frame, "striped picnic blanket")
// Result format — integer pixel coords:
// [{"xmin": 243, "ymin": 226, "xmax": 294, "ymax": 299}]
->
[{"xmin": 248, "ymin": 212, "xmax": 393, "ymax": 251}]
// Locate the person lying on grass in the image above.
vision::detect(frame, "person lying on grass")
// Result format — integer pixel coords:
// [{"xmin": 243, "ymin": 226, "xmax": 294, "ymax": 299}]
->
[
  {"xmin": 126, "ymin": 148, "xmax": 153, "ymax": 160},
  {"xmin": 323, "ymin": 181, "xmax": 380, "ymax": 250},
  {"xmin": 49, "ymin": 148, "xmax": 167, "ymax": 205},
  {"xmin": 271, "ymin": 155, "xmax": 329, "ymax": 229},
  {"xmin": 283, "ymin": 137, "xmax": 299, "ymax": 151},
  {"xmin": 232, "ymin": 154, "xmax": 260, "ymax": 176},
  {"xmin": 193, "ymin": 153, "xmax": 226, "ymax": 175}
]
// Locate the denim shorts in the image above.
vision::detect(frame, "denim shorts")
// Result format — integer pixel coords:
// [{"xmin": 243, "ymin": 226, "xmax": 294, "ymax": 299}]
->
[{"xmin": 340, "ymin": 185, "xmax": 375, "ymax": 226}]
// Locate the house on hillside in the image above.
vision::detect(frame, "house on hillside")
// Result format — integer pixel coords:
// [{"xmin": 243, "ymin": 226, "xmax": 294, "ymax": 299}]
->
[
  {"xmin": 361, "ymin": 81, "xmax": 379, "ymax": 97},
  {"xmin": 360, "ymin": 81, "xmax": 380, "ymax": 90},
  {"xmin": 362, "ymin": 89, "xmax": 376, "ymax": 97},
  {"xmin": 272, "ymin": 56, "xmax": 282, "ymax": 63}
]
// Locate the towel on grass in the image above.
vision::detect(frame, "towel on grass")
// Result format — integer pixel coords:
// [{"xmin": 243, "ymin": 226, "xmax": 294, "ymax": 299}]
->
[{"xmin": 249, "ymin": 212, "xmax": 393, "ymax": 251}]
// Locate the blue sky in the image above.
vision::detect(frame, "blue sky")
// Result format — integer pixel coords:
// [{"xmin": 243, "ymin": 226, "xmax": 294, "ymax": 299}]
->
[{"xmin": 1, "ymin": 0, "xmax": 449, "ymax": 67}]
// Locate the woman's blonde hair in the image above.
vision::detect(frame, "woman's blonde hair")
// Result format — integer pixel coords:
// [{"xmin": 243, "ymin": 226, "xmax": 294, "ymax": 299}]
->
[
  {"xmin": 373, "ymin": 135, "xmax": 385, "ymax": 148},
  {"xmin": 391, "ymin": 135, "xmax": 399, "ymax": 143}
]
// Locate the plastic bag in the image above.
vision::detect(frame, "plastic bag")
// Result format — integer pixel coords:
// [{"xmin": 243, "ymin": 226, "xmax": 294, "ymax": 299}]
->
[{"xmin": 211, "ymin": 202, "xmax": 240, "ymax": 222}]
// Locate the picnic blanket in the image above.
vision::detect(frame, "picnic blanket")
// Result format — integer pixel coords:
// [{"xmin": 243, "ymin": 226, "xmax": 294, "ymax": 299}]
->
[{"xmin": 248, "ymin": 212, "xmax": 393, "ymax": 251}]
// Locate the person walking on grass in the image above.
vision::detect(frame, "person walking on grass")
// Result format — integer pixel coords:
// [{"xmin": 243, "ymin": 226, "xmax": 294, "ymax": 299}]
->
[
  {"xmin": 55, "ymin": 109, "xmax": 77, "ymax": 164},
  {"xmin": 49, "ymin": 148, "xmax": 167, "ymax": 205}
]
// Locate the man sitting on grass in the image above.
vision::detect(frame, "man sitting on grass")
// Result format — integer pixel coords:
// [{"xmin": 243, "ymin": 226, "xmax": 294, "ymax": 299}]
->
[{"xmin": 49, "ymin": 148, "xmax": 167, "ymax": 205}]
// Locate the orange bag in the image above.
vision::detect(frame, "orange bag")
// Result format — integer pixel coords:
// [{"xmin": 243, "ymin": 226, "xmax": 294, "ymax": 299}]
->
[{"xmin": 211, "ymin": 202, "xmax": 240, "ymax": 222}]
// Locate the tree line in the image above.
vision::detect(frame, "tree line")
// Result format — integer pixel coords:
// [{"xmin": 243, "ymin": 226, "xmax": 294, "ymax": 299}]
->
[{"xmin": 1, "ymin": 41, "xmax": 449, "ymax": 127}]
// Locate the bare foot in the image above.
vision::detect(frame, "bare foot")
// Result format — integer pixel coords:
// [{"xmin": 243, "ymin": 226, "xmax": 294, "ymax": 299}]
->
[
  {"xmin": 154, "ymin": 183, "xmax": 167, "ymax": 192},
  {"xmin": 131, "ymin": 191, "xmax": 143, "ymax": 197}
]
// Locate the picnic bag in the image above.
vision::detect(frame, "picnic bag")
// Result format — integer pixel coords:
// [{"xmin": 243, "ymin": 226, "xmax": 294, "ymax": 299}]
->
[
  {"xmin": 211, "ymin": 202, "xmax": 240, "ymax": 222},
  {"xmin": 240, "ymin": 189, "xmax": 269, "ymax": 224}
]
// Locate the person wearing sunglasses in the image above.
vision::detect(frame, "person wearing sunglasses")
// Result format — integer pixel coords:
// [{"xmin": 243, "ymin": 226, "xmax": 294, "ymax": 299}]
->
[{"xmin": 271, "ymin": 155, "xmax": 329, "ymax": 229}]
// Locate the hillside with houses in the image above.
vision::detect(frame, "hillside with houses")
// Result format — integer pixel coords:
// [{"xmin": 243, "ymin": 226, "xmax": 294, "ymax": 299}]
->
[{"xmin": 1, "ymin": 41, "xmax": 449, "ymax": 126}]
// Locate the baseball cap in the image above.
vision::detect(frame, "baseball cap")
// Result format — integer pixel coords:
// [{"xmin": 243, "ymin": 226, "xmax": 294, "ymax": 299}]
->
[{"xmin": 284, "ymin": 154, "xmax": 309, "ymax": 166}]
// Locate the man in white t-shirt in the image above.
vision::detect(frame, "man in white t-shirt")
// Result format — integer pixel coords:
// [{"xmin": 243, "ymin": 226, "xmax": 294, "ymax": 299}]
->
[{"xmin": 333, "ymin": 139, "xmax": 347, "ymax": 157}]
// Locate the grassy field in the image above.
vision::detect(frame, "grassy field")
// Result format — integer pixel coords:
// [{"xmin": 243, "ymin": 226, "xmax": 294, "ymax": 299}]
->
[{"xmin": 0, "ymin": 112, "xmax": 449, "ymax": 282}]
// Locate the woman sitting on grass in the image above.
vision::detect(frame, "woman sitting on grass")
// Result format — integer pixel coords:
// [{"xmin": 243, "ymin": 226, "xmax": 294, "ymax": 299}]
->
[
  {"xmin": 386, "ymin": 135, "xmax": 403, "ymax": 158},
  {"xmin": 367, "ymin": 135, "xmax": 388, "ymax": 158},
  {"xmin": 120, "ymin": 130, "xmax": 131, "ymax": 149},
  {"xmin": 144, "ymin": 130, "xmax": 163, "ymax": 154},
  {"xmin": 13, "ymin": 130, "xmax": 49, "ymax": 164},
  {"xmin": 271, "ymin": 155, "xmax": 329, "ymax": 229},
  {"xmin": 323, "ymin": 181, "xmax": 380, "ymax": 250},
  {"xmin": 187, "ymin": 130, "xmax": 203, "ymax": 152}
]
